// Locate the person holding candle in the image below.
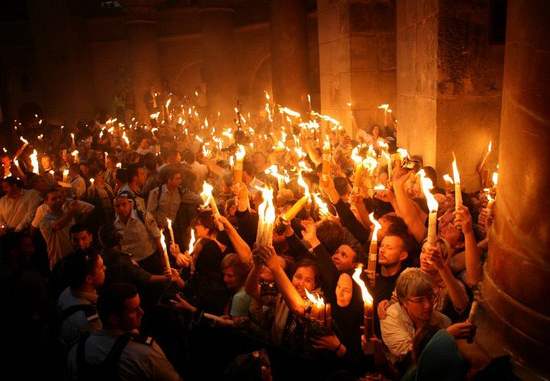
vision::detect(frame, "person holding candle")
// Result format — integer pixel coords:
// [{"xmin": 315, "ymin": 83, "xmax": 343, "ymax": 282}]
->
[
  {"xmin": 380, "ymin": 268, "xmax": 474, "ymax": 372},
  {"xmin": 0, "ymin": 176, "xmax": 42, "ymax": 234},
  {"xmin": 146, "ymin": 167, "xmax": 183, "ymax": 229},
  {"xmin": 113, "ymin": 192, "xmax": 165, "ymax": 275}
]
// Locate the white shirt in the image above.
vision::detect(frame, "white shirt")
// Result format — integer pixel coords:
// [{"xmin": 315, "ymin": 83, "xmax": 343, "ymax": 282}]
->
[
  {"xmin": 114, "ymin": 210, "xmax": 160, "ymax": 262},
  {"xmin": 146, "ymin": 185, "xmax": 181, "ymax": 227},
  {"xmin": 380, "ymin": 302, "xmax": 451, "ymax": 362},
  {"xmin": 39, "ymin": 200, "xmax": 95, "ymax": 269},
  {"xmin": 0, "ymin": 189, "xmax": 42, "ymax": 231},
  {"xmin": 71, "ymin": 175, "xmax": 87, "ymax": 199}
]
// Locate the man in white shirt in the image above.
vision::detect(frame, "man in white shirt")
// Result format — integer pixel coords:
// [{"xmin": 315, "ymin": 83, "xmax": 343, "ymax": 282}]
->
[
  {"xmin": 146, "ymin": 167, "xmax": 182, "ymax": 229},
  {"xmin": 39, "ymin": 188, "xmax": 94, "ymax": 270},
  {"xmin": 0, "ymin": 176, "xmax": 42, "ymax": 233},
  {"xmin": 114, "ymin": 193, "xmax": 165, "ymax": 275},
  {"xmin": 69, "ymin": 163, "xmax": 87, "ymax": 199}
]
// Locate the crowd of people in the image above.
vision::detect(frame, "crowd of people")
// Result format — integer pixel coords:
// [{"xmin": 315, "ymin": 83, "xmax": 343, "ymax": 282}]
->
[{"xmin": 0, "ymin": 103, "xmax": 517, "ymax": 380}]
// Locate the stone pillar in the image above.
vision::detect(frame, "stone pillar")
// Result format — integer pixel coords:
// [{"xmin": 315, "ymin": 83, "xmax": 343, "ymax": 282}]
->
[
  {"xmin": 476, "ymin": 1, "xmax": 550, "ymax": 378},
  {"xmin": 200, "ymin": 6, "xmax": 238, "ymax": 121},
  {"xmin": 396, "ymin": 0, "xmax": 503, "ymax": 191},
  {"xmin": 26, "ymin": 0, "xmax": 95, "ymax": 126},
  {"xmin": 318, "ymin": 0, "xmax": 396, "ymax": 135},
  {"xmin": 270, "ymin": 0, "xmax": 310, "ymax": 113},
  {"xmin": 124, "ymin": 1, "xmax": 161, "ymax": 122}
]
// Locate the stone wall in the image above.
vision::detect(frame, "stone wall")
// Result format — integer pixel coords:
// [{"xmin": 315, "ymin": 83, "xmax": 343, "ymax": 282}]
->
[{"xmin": 397, "ymin": 0, "xmax": 503, "ymax": 190}]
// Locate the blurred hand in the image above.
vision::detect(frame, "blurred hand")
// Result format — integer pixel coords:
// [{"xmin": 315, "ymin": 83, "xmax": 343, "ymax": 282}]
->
[
  {"xmin": 377, "ymin": 300, "xmax": 390, "ymax": 320},
  {"xmin": 454, "ymin": 205, "xmax": 473, "ymax": 233},
  {"xmin": 170, "ymin": 293, "xmax": 196, "ymax": 312},
  {"xmin": 447, "ymin": 321, "xmax": 476, "ymax": 340}
]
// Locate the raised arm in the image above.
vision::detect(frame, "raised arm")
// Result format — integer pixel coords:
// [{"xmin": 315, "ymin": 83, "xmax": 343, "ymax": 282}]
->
[
  {"xmin": 259, "ymin": 246, "xmax": 306, "ymax": 316},
  {"xmin": 455, "ymin": 205, "xmax": 482, "ymax": 287},
  {"xmin": 216, "ymin": 214, "xmax": 253, "ymax": 266},
  {"xmin": 392, "ymin": 167, "xmax": 427, "ymax": 242}
]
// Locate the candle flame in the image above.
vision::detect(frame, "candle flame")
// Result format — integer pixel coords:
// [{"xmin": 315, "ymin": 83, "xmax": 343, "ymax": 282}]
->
[
  {"xmin": 90, "ymin": 178, "xmax": 95, "ymax": 185},
  {"xmin": 351, "ymin": 146, "xmax": 363, "ymax": 165},
  {"xmin": 305, "ymin": 288, "xmax": 325, "ymax": 308},
  {"xmin": 200, "ymin": 181, "xmax": 214, "ymax": 208},
  {"xmin": 279, "ymin": 106, "xmax": 301, "ymax": 118},
  {"xmin": 150, "ymin": 112, "xmax": 160, "ymax": 120},
  {"xmin": 20, "ymin": 136, "xmax": 29, "ymax": 145},
  {"xmin": 492, "ymin": 171, "xmax": 498, "ymax": 186},
  {"xmin": 122, "ymin": 131, "xmax": 130, "ymax": 146},
  {"xmin": 397, "ymin": 148, "xmax": 409, "ymax": 161},
  {"xmin": 488, "ymin": 141, "xmax": 492, "ymax": 153},
  {"xmin": 30, "ymin": 150, "xmax": 39, "ymax": 174},
  {"xmin": 443, "ymin": 174, "xmax": 454, "ymax": 184},
  {"xmin": 377, "ymin": 104, "xmax": 389, "ymax": 112},
  {"xmin": 368, "ymin": 212, "xmax": 382, "ymax": 241},
  {"xmin": 352, "ymin": 264, "xmax": 373, "ymax": 306},
  {"xmin": 189, "ymin": 229, "xmax": 196, "ymax": 254},
  {"xmin": 116, "ymin": 162, "xmax": 122, "ymax": 168},
  {"xmin": 297, "ymin": 172, "xmax": 311, "ymax": 198},
  {"xmin": 451, "ymin": 153, "xmax": 461, "ymax": 184},
  {"xmin": 63, "ymin": 169, "xmax": 69, "ymax": 178},
  {"xmin": 373, "ymin": 184, "xmax": 386, "ymax": 191},
  {"xmin": 159, "ymin": 229, "xmax": 167, "ymax": 253},
  {"xmin": 313, "ymin": 193, "xmax": 330, "ymax": 217},
  {"xmin": 235, "ymin": 144, "xmax": 246, "ymax": 161},
  {"xmin": 418, "ymin": 170, "xmax": 439, "ymax": 212}
]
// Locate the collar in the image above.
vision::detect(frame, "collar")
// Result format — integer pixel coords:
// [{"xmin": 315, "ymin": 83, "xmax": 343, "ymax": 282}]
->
[{"xmin": 71, "ymin": 288, "xmax": 98, "ymax": 304}]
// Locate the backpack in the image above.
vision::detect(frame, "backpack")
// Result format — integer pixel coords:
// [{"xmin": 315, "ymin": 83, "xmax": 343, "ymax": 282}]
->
[{"xmin": 75, "ymin": 332, "xmax": 132, "ymax": 381}]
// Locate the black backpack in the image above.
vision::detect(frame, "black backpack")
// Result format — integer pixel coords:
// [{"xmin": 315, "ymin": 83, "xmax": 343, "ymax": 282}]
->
[{"xmin": 75, "ymin": 332, "xmax": 132, "ymax": 381}]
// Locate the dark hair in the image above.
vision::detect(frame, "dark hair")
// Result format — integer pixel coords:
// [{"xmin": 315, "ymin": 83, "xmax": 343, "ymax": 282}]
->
[
  {"xmin": 65, "ymin": 251, "xmax": 101, "ymax": 289},
  {"xmin": 69, "ymin": 223, "xmax": 92, "ymax": 236},
  {"xmin": 97, "ymin": 283, "xmax": 138, "ymax": 326},
  {"xmin": 316, "ymin": 220, "xmax": 346, "ymax": 253},
  {"xmin": 126, "ymin": 163, "xmax": 142, "ymax": 183},
  {"xmin": 2, "ymin": 176, "xmax": 24, "ymax": 188},
  {"xmin": 181, "ymin": 148, "xmax": 195, "ymax": 164},
  {"xmin": 193, "ymin": 210, "xmax": 217, "ymax": 234},
  {"xmin": 291, "ymin": 258, "xmax": 320, "ymax": 289},
  {"xmin": 221, "ymin": 253, "xmax": 251, "ymax": 286},
  {"xmin": 98, "ymin": 223, "xmax": 122, "ymax": 249}
]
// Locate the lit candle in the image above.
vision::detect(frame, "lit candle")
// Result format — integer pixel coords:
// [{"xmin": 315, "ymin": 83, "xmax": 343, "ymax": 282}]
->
[
  {"xmin": 200, "ymin": 181, "xmax": 220, "ymax": 216},
  {"xmin": 71, "ymin": 150, "xmax": 79, "ymax": 163},
  {"xmin": 159, "ymin": 230, "xmax": 171, "ymax": 273},
  {"xmin": 30, "ymin": 149, "xmax": 39, "ymax": 174},
  {"xmin": 352, "ymin": 265, "xmax": 374, "ymax": 341},
  {"xmin": 322, "ymin": 137, "xmax": 331, "ymax": 180},
  {"xmin": 255, "ymin": 186, "xmax": 276, "ymax": 247},
  {"xmin": 305, "ymin": 289, "xmax": 326, "ymax": 325},
  {"xmin": 367, "ymin": 213, "xmax": 382, "ymax": 288},
  {"xmin": 234, "ymin": 144, "xmax": 246, "ymax": 183},
  {"xmin": 418, "ymin": 170, "xmax": 439, "ymax": 244},
  {"xmin": 452, "ymin": 153, "xmax": 462, "ymax": 211},
  {"xmin": 282, "ymin": 173, "xmax": 310, "ymax": 222},
  {"xmin": 166, "ymin": 218, "xmax": 175, "ymax": 244},
  {"xmin": 188, "ymin": 228, "xmax": 196, "ymax": 254},
  {"xmin": 378, "ymin": 104, "xmax": 389, "ymax": 126},
  {"xmin": 70, "ymin": 133, "xmax": 75, "ymax": 147},
  {"xmin": 313, "ymin": 193, "xmax": 331, "ymax": 219},
  {"xmin": 63, "ymin": 169, "xmax": 69, "ymax": 183},
  {"xmin": 479, "ymin": 141, "xmax": 492, "ymax": 170}
]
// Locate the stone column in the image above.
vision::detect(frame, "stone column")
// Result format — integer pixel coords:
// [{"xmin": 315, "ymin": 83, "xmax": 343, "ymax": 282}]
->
[
  {"xmin": 200, "ymin": 6, "xmax": 238, "ymax": 121},
  {"xmin": 270, "ymin": 0, "xmax": 310, "ymax": 113},
  {"xmin": 124, "ymin": 0, "xmax": 161, "ymax": 122},
  {"xmin": 396, "ymin": 0, "xmax": 503, "ymax": 191},
  {"xmin": 476, "ymin": 1, "xmax": 550, "ymax": 378},
  {"xmin": 318, "ymin": 0, "xmax": 396, "ymax": 135}
]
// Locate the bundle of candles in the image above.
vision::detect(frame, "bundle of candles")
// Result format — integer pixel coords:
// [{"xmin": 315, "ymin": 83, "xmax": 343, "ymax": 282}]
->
[{"xmin": 305, "ymin": 289, "xmax": 332, "ymax": 329}]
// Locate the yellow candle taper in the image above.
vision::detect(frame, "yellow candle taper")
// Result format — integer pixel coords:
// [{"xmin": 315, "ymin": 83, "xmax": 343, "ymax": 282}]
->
[
  {"xmin": 452, "ymin": 153, "xmax": 462, "ymax": 211},
  {"xmin": 352, "ymin": 265, "xmax": 374, "ymax": 340},
  {"xmin": 234, "ymin": 144, "xmax": 245, "ymax": 183},
  {"xmin": 166, "ymin": 218, "xmax": 175, "ymax": 243},
  {"xmin": 159, "ymin": 230, "xmax": 171, "ymax": 273},
  {"xmin": 418, "ymin": 170, "xmax": 439, "ymax": 244},
  {"xmin": 367, "ymin": 213, "xmax": 382, "ymax": 287}
]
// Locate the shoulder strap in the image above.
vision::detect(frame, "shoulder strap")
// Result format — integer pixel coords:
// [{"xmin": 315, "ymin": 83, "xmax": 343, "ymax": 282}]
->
[
  {"xmin": 60, "ymin": 304, "xmax": 97, "ymax": 324},
  {"xmin": 75, "ymin": 333, "xmax": 132, "ymax": 381}
]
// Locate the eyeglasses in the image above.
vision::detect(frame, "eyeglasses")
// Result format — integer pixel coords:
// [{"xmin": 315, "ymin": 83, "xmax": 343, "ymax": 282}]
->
[{"xmin": 407, "ymin": 294, "xmax": 435, "ymax": 304}]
